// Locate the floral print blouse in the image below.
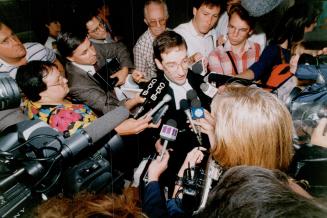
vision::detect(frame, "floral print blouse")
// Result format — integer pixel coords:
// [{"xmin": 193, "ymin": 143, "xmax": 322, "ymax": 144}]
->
[{"xmin": 24, "ymin": 99, "xmax": 97, "ymax": 137}]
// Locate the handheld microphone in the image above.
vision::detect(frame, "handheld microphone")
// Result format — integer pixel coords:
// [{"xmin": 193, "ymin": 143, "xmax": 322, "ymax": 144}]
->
[
  {"xmin": 159, "ymin": 119, "xmax": 178, "ymax": 160},
  {"xmin": 200, "ymin": 83, "xmax": 218, "ymax": 98},
  {"xmin": 186, "ymin": 89, "xmax": 198, "ymax": 102},
  {"xmin": 146, "ymin": 94, "xmax": 172, "ymax": 118},
  {"xmin": 134, "ymin": 78, "xmax": 168, "ymax": 118},
  {"xmin": 191, "ymin": 99, "xmax": 205, "ymax": 120},
  {"xmin": 180, "ymin": 99, "xmax": 202, "ymax": 145}
]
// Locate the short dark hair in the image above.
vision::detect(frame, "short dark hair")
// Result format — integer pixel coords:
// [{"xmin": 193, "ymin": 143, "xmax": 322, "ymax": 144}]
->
[
  {"xmin": 16, "ymin": 61, "xmax": 56, "ymax": 102},
  {"xmin": 153, "ymin": 31, "xmax": 187, "ymax": 62},
  {"xmin": 229, "ymin": 4, "xmax": 255, "ymax": 30},
  {"xmin": 195, "ymin": 165, "xmax": 327, "ymax": 218},
  {"xmin": 57, "ymin": 31, "xmax": 87, "ymax": 58},
  {"xmin": 193, "ymin": 0, "xmax": 224, "ymax": 10}
]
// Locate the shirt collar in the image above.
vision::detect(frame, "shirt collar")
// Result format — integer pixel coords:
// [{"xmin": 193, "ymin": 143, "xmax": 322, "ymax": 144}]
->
[
  {"xmin": 72, "ymin": 62, "xmax": 96, "ymax": 75},
  {"xmin": 224, "ymin": 39, "xmax": 251, "ymax": 53},
  {"xmin": 189, "ymin": 19, "xmax": 215, "ymax": 38}
]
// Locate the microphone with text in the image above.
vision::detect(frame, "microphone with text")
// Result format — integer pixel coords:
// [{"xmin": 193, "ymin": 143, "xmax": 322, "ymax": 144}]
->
[
  {"xmin": 159, "ymin": 119, "xmax": 178, "ymax": 161},
  {"xmin": 200, "ymin": 83, "xmax": 218, "ymax": 98},
  {"xmin": 180, "ymin": 99, "xmax": 203, "ymax": 146},
  {"xmin": 134, "ymin": 77, "xmax": 168, "ymax": 118}
]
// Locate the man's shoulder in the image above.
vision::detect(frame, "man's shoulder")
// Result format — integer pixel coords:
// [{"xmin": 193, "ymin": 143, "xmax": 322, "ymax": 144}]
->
[
  {"xmin": 24, "ymin": 42, "xmax": 55, "ymax": 62},
  {"xmin": 66, "ymin": 63, "xmax": 86, "ymax": 80},
  {"xmin": 134, "ymin": 31, "xmax": 152, "ymax": 49},
  {"xmin": 173, "ymin": 21, "xmax": 191, "ymax": 34}
]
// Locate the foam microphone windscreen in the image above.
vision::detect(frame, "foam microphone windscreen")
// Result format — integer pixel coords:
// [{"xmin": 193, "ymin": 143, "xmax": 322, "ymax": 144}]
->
[
  {"xmin": 85, "ymin": 106, "xmax": 129, "ymax": 143},
  {"xmin": 186, "ymin": 89, "xmax": 198, "ymax": 101}
]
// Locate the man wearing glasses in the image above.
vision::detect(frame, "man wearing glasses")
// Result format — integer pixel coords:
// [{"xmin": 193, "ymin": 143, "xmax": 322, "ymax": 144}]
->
[
  {"xmin": 152, "ymin": 30, "xmax": 211, "ymax": 195},
  {"xmin": 208, "ymin": 4, "xmax": 260, "ymax": 75},
  {"xmin": 86, "ymin": 15, "xmax": 116, "ymax": 44},
  {"xmin": 133, "ymin": 0, "xmax": 169, "ymax": 81}
]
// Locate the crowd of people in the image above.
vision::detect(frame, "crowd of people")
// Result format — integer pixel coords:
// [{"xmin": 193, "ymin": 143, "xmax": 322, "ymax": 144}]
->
[{"xmin": 1, "ymin": 0, "xmax": 327, "ymax": 217}]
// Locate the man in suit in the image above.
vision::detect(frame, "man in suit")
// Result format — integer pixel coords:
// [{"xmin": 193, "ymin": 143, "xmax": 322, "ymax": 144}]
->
[
  {"xmin": 152, "ymin": 31, "xmax": 211, "ymax": 195},
  {"xmin": 57, "ymin": 31, "xmax": 137, "ymax": 115}
]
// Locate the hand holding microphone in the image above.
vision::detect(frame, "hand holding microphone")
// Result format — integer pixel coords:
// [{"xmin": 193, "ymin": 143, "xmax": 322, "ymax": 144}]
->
[{"xmin": 159, "ymin": 119, "xmax": 178, "ymax": 161}]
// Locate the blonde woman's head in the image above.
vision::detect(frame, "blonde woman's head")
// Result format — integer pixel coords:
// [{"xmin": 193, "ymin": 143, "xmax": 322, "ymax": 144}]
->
[{"xmin": 211, "ymin": 85, "xmax": 293, "ymax": 171}]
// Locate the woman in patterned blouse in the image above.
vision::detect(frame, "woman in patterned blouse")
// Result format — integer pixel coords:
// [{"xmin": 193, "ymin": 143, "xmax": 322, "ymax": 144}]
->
[{"xmin": 16, "ymin": 61, "xmax": 97, "ymax": 137}]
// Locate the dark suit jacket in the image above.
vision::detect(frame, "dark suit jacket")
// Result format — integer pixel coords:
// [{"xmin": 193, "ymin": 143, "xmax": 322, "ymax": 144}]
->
[
  {"xmin": 66, "ymin": 42, "xmax": 133, "ymax": 115},
  {"xmin": 150, "ymin": 70, "xmax": 211, "ymax": 195}
]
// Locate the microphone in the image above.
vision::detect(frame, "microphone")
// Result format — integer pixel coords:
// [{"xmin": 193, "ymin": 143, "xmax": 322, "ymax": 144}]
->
[
  {"xmin": 134, "ymin": 77, "xmax": 168, "ymax": 118},
  {"xmin": 208, "ymin": 73, "xmax": 253, "ymax": 88},
  {"xmin": 200, "ymin": 83, "xmax": 218, "ymax": 98},
  {"xmin": 146, "ymin": 94, "xmax": 172, "ymax": 118},
  {"xmin": 191, "ymin": 99, "xmax": 205, "ymax": 120},
  {"xmin": 159, "ymin": 119, "xmax": 178, "ymax": 160},
  {"xmin": 62, "ymin": 106, "xmax": 129, "ymax": 158},
  {"xmin": 186, "ymin": 89, "xmax": 198, "ymax": 102},
  {"xmin": 180, "ymin": 99, "xmax": 202, "ymax": 145}
]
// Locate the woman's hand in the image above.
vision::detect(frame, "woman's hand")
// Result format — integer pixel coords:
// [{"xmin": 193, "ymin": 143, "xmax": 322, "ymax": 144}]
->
[
  {"xmin": 177, "ymin": 147, "xmax": 207, "ymax": 177},
  {"xmin": 310, "ymin": 118, "xmax": 327, "ymax": 148},
  {"xmin": 193, "ymin": 110, "xmax": 216, "ymax": 148},
  {"xmin": 147, "ymin": 151, "xmax": 170, "ymax": 182}
]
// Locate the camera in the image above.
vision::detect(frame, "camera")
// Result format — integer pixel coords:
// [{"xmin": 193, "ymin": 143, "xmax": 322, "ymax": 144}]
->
[
  {"xmin": 0, "ymin": 120, "xmax": 125, "ymax": 217},
  {"xmin": 180, "ymin": 156, "xmax": 223, "ymax": 214}
]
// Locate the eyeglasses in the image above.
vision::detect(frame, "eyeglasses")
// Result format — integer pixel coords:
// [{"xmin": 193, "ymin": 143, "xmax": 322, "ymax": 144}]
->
[
  {"xmin": 228, "ymin": 25, "xmax": 250, "ymax": 35},
  {"xmin": 148, "ymin": 18, "xmax": 167, "ymax": 27},
  {"xmin": 88, "ymin": 22, "xmax": 105, "ymax": 34},
  {"xmin": 163, "ymin": 58, "xmax": 190, "ymax": 73}
]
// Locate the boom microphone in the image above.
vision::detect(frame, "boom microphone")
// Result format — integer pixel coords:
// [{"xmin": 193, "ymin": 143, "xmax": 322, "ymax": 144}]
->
[{"xmin": 61, "ymin": 106, "xmax": 129, "ymax": 158}]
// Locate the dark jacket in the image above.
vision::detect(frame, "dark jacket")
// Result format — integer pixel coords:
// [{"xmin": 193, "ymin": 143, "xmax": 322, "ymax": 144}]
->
[{"xmin": 155, "ymin": 70, "xmax": 211, "ymax": 195}]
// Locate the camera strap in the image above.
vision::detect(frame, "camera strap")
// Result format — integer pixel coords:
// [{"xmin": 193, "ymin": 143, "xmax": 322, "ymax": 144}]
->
[{"xmin": 226, "ymin": 51, "xmax": 239, "ymax": 75}]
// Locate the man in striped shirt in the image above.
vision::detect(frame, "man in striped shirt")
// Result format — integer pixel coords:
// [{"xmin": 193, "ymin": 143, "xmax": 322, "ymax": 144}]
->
[
  {"xmin": 0, "ymin": 22, "xmax": 63, "ymax": 78},
  {"xmin": 208, "ymin": 4, "xmax": 260, "ymax": 76}
]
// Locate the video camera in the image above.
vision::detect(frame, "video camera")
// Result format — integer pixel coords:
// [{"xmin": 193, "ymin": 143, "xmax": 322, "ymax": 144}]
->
[
  {"xmin": 0, "ymin": 118, "xmax": 126, "ymax": 217},
  {"xmin": 176, "ymin": 155, "xmax": 223, "ymax": 214},
  {"xmin": 0, "ymin": 75, "xmax": 130, "ymax": 217}
]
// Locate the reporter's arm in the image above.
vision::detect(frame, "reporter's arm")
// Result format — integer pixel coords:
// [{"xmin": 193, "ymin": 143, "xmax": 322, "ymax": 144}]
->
[
  {"xmin": 172, "ymin": 147, "xmax": 206, "ymax": 198},
  {"xmin": 236, "ymin": 69, "xmax": 255, "ymax": 80}
]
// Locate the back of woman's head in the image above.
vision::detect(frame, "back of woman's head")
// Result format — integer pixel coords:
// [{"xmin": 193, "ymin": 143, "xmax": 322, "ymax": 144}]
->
[
  {"xmin": 273, "ymin": 2, "xmax": 319, "ymax": 47},
  {"xmin": 210, "ymin": 85, "xmax": 293, "ymax": 171},
  {"xmin": 36, "ymin": 188, "xmax": 146, "ymax": 218},
  {"xmin": 16, "ymin": 61, "xmax": 55, "ymax": 102},
  {"xmin": 195, "ymin": 165, "xmax": 327, "ymax": 218}
]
